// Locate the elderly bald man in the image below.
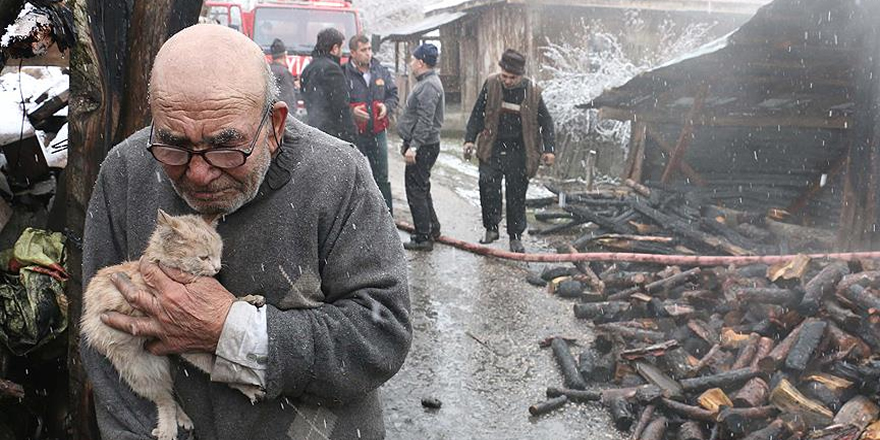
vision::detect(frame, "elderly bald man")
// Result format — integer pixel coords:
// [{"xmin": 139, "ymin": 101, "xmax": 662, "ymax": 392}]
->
[{"xmin": 80, "ymin": 24, "xmax": 411, "ymax": 440}]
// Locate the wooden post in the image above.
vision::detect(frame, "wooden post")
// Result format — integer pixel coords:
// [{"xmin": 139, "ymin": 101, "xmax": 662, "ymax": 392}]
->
[
  {"xmin": 624, "ymin": 120, "xmax": 647, "ymax": 182},
  {"xmin": 67, "ymin": 1, "xmax": 202, "ymax": 439},
  {"xmin": 660, "ymin": 83, "xmax": 709, "ymax": 184},
  {"xmin": 838, "ymin": 4, "xmax": 880, "ymax": 251}
]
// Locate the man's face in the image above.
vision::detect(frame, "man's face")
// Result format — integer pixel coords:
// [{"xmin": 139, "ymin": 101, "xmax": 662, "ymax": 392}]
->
[
  {"xmin": 152, "ymin": 98, "xmax": 275, "ymax": 216},
  {"xmin": 352, "ymin": 41, "xmax": 372, "ymax": 68},
  {"xmin": 500, "ymin": 70, "xmax": 523, "ymax": 89},
  {"xmin": 410, "ymin": 58, "xmax": 424, "ymax": 75}
]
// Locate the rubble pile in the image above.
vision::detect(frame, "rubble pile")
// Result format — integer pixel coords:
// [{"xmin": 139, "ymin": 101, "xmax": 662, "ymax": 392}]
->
[{"xmin": 530, "ymin": 255, "xmax": 880, "ymax": 440}]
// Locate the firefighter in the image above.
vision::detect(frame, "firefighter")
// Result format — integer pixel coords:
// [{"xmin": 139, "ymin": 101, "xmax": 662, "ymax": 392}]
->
[
  {"xmin": 344, "ymin": 34, "xmax": 398, "ymax": 213},
  {"xmin": 463, "ymin": 49, "xmax": 556, "ymax": 253},
  {"xmin": 300, "ymin": 28, "xmax": 356, "ymax": 142}
]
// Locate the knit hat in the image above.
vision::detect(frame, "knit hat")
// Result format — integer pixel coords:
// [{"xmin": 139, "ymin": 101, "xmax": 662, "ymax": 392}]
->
[
  {"xmin": 412, "ymin": 43, "xmax": 439, "ymax": 67},
  {"xmin": 270, "ymin": 38, "xmax": 286, "ymax": 58},
  {"xmin": 498, "ymin": 48, "xmax": 526, "ymax": 75}
]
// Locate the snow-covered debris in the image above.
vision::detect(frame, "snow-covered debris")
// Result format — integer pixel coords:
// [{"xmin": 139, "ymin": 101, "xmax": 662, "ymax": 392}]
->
[
  {"xmin": 1, "ymin": 3, "xmax": 54, "ymax": 57},
  {"xmin": 0, "ymin": 67, "xmax": 67, "ymax": 147}
]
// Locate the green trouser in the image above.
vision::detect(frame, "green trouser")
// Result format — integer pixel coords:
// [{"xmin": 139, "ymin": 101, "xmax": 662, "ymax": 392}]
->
[{"xmin": 355, "ymin": 130, "xmax": 393, "ymax": 213}]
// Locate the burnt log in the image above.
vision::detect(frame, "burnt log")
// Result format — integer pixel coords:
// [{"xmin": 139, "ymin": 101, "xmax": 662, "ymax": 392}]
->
[
  {"xmin": 529, "ymin": 395, "xmax": 568, "ymax": 416},
  {"xmin": 689, "ymin": 344, "xmax": 724, "ymax": 377},
  {"xmin": 731, "ymin": 333, "xmax": 762, "ymax": 370},
  {"xmin": 601, "ymin": 271, "xmax": 656, "ymax": 290},
  {"xmin": 825, "ymin": 322, "xmax": 871, "ymax": 360},
  {"xmin": 825, "ymin": 301, "xmax": 861, "ymax": 333},
  {"xmin": 680, "ymin": 367, "xmax": 761, "ymax": 393},
  {"xmin": 697, "ymin": 388, "xmax": 733, "ymax": 413},
  {"xmin": 542, "ymin": 266, "xmax": 579, "ymax": 281},
  {"xmin": 770, "ymin": 378, "xmax": 834, "ymax": 429},
  {"xmin": 784, "ymin": 320, "xmax": 827, "ymax": 373},
  {"xmin": 741, "ymin": 419, "xmax": 787, "ymax": 440},
  {"xmin": 639, "ymin": 416, "xmax": 668, "ymax": 440},
  {"xmin": 546, "ymin": 387, "xmax": 601, "ymax": 403},
  {"xmin": 749, "ymin": 338, "xmax": 775, "ymax": 370},
  {"xmin": 606, "ymin": 396, "xmax": 635, "ymax": 431},
  {"xmin": 556, "ymin": 280, "xmax": 585, "ymax": 298},
  {"xmin": 732, "ymin": 378, "xmax": 770, "ymax": 408},
  {"xmin": 660, "ymin": 398, "xmax": 715, "ymax": 422},
  {"xmin": 735, "ymin": 287, "xmax": 800, "ymax": 306},
  {"xmin": 799, "ymin": 263, "xmax": 850, "ymax": 316},
  {"xmin": 688, "ymin": 320, "xmax": 720, "ymax": 345},
  {"xmin": 630, "ymin": 404, "xmax": 656, "ymax": 440},
  {"xmin": 838, "ymin": 284, "xmax": 880, "ymax": 315},
  {"xmin": 757, "ymin": 318, "xmax": 810, "ymax": 372},
  {"xmin": 832, "ymin": 395, "xmax": 879, "ymax": 429},
  {"xmin": 579, "ymin": 348, "xmax": 616, "ymax": 383},
  {"xmin": 596, "ymin": 323, "xmax": 667, "ymax": 344},
  {"xmin": 621, "ymin": 340, "xmax": 680, "ymax": 361},
  {"xmin": 635, "ymin": 361, "xmax": 683, "ymax": 399},
  {"xmin": 551, "ymin": 338, "xmax": 587, "ymax": 390},
  {"xmin": 608, "ymin": 268, "xmax": 702, "ymax": 301},
  {"xmin": 804, "ymin": 425, "xmax": 862, "ymax": 440},
  {"xmin": 564, "ymin": 205, "xmax": 635, "ymax": 235},
  {"xmin": 662, "ymin": 348, "xmax": 695, "ymax": 380},
  {"xmin": 574, "ymin": 302, "xmax": 632, "ymax": 322},
  {"xmin": 801, "ymin": 374, "xmax": 854, "ymax": 413},
  {"xmin": 678, "ymin": 421, "xmax": 706, "ymax": 440},
  {"xmin": 717, "ymin": 406, "xmax": 780, "ymax": 435}
]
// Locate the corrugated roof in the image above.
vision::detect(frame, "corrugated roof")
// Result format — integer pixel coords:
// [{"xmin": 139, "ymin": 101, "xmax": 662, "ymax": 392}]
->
[{"xmin": 381, "ymin": 12, "xmax": 467, "ymax": 41}]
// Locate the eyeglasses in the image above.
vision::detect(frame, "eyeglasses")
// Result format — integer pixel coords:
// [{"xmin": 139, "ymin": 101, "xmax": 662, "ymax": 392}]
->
[{"xmin": 147, "ymin": 106, "xmax": 272, "ymax": 169}]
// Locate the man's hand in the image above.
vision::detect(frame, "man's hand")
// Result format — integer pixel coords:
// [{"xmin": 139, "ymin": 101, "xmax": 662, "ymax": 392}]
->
[
  {"xmin": 352, "ymin": 104, "xmax": 369, "ymax": 123},
  {"xmin": 376, "ymin": 103, "xmax": 388, "ymax": 120},
  {"xmin": 542, "ymin": 153, "xmax": 556, "ymax": 166},
  {"xmin": 404, "ymin": 148, "xmax": 417, "ymax": 165},
  {"xmin": 101, "ymin": 258, "xmax": 236, "ymax": 355},
  {"xmin": 463, "ymin": 142, "xmax": 475, "ymax": 161}
]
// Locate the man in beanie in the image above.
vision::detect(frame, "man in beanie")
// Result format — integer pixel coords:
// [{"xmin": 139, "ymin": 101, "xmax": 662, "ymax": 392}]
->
[
  {"xmin": 345, "ymin": 33, "xmax": 398, "ymax": 213},
  {"xmin": 463, "ymin": 48, "xmax": 556, "ymax": 253},
  {"xmin": 300, "ymin": 28, "xmax": 356, "ymax": 142},
  {"xmin": 397, "ymin": 43, "xmax": 444, "ymax": 251},
  {"xmin": 269, "ymin": 38, "xmax": 298, "ymax": 110}
]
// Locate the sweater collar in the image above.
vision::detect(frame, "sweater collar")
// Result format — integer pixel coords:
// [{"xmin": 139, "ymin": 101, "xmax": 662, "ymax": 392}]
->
[{"xmin": 416, "ymin": 70, "xmax": 436, "ymax": 81}]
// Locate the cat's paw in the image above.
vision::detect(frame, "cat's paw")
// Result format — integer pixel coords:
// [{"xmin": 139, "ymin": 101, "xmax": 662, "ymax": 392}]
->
[
  {"xmin": 231, "ymin": 384, "xmax": 266, "ymax": 404},
  {"xmin": 151, "ymin": 425, "xmax": 178, "ymax": 440},
  {"xmin": 240, "ymin": 294, "xmax": 266, "ymax": 308},
  {"xmin": 176, "ymin": 406, "xmax": 194, "ymax": 430}
]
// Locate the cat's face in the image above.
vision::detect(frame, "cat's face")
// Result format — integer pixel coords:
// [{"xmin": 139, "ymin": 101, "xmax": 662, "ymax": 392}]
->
[{"xmin": 146, "ymin": 210, "xmax": 223, "ymax": 277}]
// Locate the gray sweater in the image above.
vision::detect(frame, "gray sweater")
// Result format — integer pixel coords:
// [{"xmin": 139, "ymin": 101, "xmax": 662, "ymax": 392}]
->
[
  {"xmin": 396, "ymin": 70, "xmax": 444, "ymax": 149},
  {"xmin": 80, "ymin": 118, "xmax": 412, "ymax": 439}
]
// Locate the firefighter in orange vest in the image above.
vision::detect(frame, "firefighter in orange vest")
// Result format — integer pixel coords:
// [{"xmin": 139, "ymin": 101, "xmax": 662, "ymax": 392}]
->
[{"xmin": 463, "ymin": 49, "xmax": 556, "ymax": 253}]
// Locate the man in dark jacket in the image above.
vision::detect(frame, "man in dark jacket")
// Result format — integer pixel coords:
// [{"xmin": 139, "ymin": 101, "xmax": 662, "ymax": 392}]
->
[
  {"xmin": 397, "ymin": 43, "xmax": 444, "ymax": 251},
  {"xmin": 269, "ymin": 38, "xmax": 297, "ymax": 108},
  {"xmin": 81, "ymin": 24, "xmax": 410, "ymax": 440},
  {"xmin": 300, "ymin": 28, "xmax": 355, "ymax": 142},
  {"xmin": 463, "ymin": 49, "xmax": 556, "ymax": 253},
  {"xmin": 345, "ymin": 34, "xmax": 398, "ymax": 213}
]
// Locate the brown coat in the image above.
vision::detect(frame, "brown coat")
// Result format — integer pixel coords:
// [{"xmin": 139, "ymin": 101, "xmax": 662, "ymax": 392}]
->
[{"xmin": 475, "ymin": 74, "xmax": 544, "ymax": 178}]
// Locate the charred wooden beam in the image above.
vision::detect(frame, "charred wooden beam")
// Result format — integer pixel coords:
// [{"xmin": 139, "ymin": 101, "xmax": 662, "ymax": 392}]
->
[
  {"xmin": 825, "ymin": 301, "xmax": 862, "ymax": 333},
  {"xmin": 546, "ymin": 387, "xmax": 601, "ymax": 403},
  {"xmin": 784, "ymin": 320, "xmax": 827, "ymax": 373},
  {"xmin": 621, "ymin": 340, "xmax": 680, "ymax": 361},
  {"xmin": 608, "ymin": 268, "xmax": 703, "ymax": 301},
  {"xmin": 732, "ymin": 378, "xmax": 770, "ymax": 408},
  {"xmin": 825, "ymin": 321, "xmax": 871, "ymax": 360},
  {"xmin": 606, "ymin": 396, "xmax": 635, "ymax": 431},
  {"xmin": 660, "ymin": 398, "xmax": 715, "ymax": 422},
  {"xmin": 579, "ymin": 348, "xmax": 616, "ymax": 383},
  {"xmin": 635, "ymin": 361, "xmax": 683, "ymax": 399},
  {"xmin": 630, "ymin": 404, "xmax": 656, "ymax": 440},
  {"xmin": 749, "ymin": 338, "xmax": 775, "ymax": 370},
  {"xmin": 838, "ymin": 284, "xmax": 880, "ymax": 315},
  {"xmin": 734, "ymin": 287, "xmax": 800, "ymax": 306},
  {"xmin": 688, "ymin": 320, "xmax": 720, "ymax": 345},
  {"xmin": 601, "ymin": 270, "xmax": 656, "ymax": 290},
  {"xmin": 731, "ymin": 333, "xmax": 762, "ymax": 370},
  {"xmin": 680, "ymin": 367, "xmax": 761, "ymax": 393},
  {"xmin": 629, "ymin": 199, "xmax": 750, "ymax": 256},
  {"xmin": 717, "ymin": 406, "xmax": 780, "ymax": 435},
  {"xmin": 832, "ymin": 395, "xmax": 880, "ymax": 429},
  {"xmin": 757, "ymin": 318, "xmax": 810, "ymax": 372},
  {"xmin": 574, "ymin": 301, "xmax": 632, "ymax": 322},
  {"xmin": 678, "ymin": 420, "xmax": 706, "ymax": 440},
  {"xmin": 662, "ymin": 348, "xmax": 696, "ymax": 380},
  {"xmin": 529, "ymin": 395, "xmax": 568, "ymax": 416},
  {"xmin": 799, "ymin": 263, "xmax": 850, "ymax": 316},
  {"xmin": 689, "ymin": 344, "xmax": 724, "ymax": 377},
  {"xmin": 551, "ymin": 337, "xmax": 587, "ymax": 390},
  {"xmin": 564, "ymin": 205, "xmax": 635, "ymax": 235},
  {"xmin": 596, "ymin": 323, "xmax": 667, "ymax": 344}
]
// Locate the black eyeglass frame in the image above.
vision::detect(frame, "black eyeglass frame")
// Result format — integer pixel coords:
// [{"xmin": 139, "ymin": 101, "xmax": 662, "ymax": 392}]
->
[{"xmin": 147, "ymin": 105, "xmax": 273, "ymax": 169}]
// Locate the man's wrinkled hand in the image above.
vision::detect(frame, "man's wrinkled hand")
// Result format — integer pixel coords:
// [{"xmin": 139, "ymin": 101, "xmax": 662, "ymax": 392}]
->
[
  {"xmin": 463, "ymin": 142, "xmax": 475, "ymax": 161},
  {"xmin": 404, "ymin": 148, "xmax": 417, "ymax": 165},
  {"xmin": 542, "ymin": 153, "xmax": 556, "ymax": 166},
  {"xmin": 377, "ymin": 103, "xmax": 388, "ymax": 120},
  {"xmin": 101, "ymin": 258, "xmax": 236, "ymax": 356}
]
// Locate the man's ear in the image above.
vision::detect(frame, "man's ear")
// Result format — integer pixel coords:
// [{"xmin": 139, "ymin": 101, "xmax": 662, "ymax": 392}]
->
[{"xmin": 269, "ymin": 102, "xmax": 288, "ymax": 154}]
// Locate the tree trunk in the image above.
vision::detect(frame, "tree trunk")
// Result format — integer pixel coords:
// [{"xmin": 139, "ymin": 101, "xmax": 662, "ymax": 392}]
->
[{"xmin": 66, "ymin": 1, "xmax": 202, "ymax": 439}]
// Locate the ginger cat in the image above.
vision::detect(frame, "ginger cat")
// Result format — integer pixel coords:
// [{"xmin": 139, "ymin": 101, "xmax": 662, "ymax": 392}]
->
[{"xmin": 81, "ymin": 209, "xmax": 264, "ymax": 440}]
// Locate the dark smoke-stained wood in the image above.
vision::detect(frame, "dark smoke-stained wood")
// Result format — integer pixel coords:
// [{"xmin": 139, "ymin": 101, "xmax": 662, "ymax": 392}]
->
[
  {"xmin": 832, "ymin": 395, "xmax": 880, "ymax": 429},
  {"xmin": 680, "ymin": 367, "xmax": 761, "ymax": 393},
  {"xmin": 528, "ymin": 395, "xmax": 568, "ymax": 416},
  {"xmin": 757, "ymin": 318, "xmax": 810, "ymax": 372},
  {"xmin": 638, "ymin": 416, "xmax": 668, "ymax": 440},
  {"xmin": 732, "ymin": 378, "xmax": 770, "ymax": 408},
  {"xmin": 607, "ymin": 396, "xmax": 635, "ymax": 430},
  {"xmin": 630, "ymin": 404, "xmax": 656, "ymax": 440},
  {"xmin": 550, "ymin": 337, "xmax": 587, "ymax": 390},
  {"xmin": 784, "ymin": 320, "xmax": 827, "ymax": 373},
  {"xmin": 717, "ymin": 406, "xmax": 779, "ymax": 435},
  {"xmin": 660, "ymin": 398, "xmax": 715, "ymax": 422},
  {"xmin": 741, "ymin": 419, "xmax": 787, "ymax": 440},
  {"xmin": 545, "ymin": 387, "xmax": 601, "ymax": 403},
  {"xmin": 799, "ymin": 263, "xmax": 849, "ymax": 316},
  {"xmin": 678, "ymin": 420, "xmax": 706, "ymax": 440}
]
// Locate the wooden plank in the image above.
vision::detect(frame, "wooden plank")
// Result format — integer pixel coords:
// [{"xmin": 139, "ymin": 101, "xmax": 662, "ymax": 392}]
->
[
  {"xmin": 661, "ymin": 84, "xmax": 708, "ymax": 184},
  {"xmin": 599, "ymin": 107, "xmax": 851, "ymax": 130},
  {"xmin": 645, "ymin": 125, "xmax": 707, "ymax": 186},
  {"xmin": 624, "ymin": 121, "xmax": 646, "ymax": 181},
  {"xmin": 786, "ymin": 155, "xmax": 847, "ymax": 215}
]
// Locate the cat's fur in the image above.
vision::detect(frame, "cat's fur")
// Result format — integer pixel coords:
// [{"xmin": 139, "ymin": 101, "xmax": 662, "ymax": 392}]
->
[{"xmin": 81, "ymin": 209, "xmax": 264, "ymax": 440}]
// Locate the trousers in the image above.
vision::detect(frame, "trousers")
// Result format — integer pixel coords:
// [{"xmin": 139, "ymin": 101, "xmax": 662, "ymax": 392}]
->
[
  {"xmin": 478, "ymin": 138, "xmax": 529, "ymax": 239},
  {"xmin": 405, "ymin": 143, "xmax": 441, "ymax": 241},
  {"xmin": 355, "ymin": 131, "xmax": 392, "ymax": 213}
]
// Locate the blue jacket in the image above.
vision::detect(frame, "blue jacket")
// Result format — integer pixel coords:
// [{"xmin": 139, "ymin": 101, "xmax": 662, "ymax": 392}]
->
[{"xmin": 344, "ymin": 59, "xmax": 398, "ymax": 135}]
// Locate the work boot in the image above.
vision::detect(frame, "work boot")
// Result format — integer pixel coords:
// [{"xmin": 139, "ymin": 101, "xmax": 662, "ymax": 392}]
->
[
  {"xmin": 479, "ymin": 229, "xmax": 500, "ymax": 244},
  {"xmin": 431, "ymin": 222, "xmax": 441, "ymax": 240},
  {"xmin": 509, "ymin": 239, "xmax": 525, "ymax": 254},
  {"xmin": 404, "ymin": 238, "xmax": 434, "ymax": 251}
]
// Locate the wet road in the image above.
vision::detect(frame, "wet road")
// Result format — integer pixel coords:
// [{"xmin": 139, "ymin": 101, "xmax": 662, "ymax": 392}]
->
[{"xmin": 379, "ymin": 139, "xmax": 619, "ymax": 439}]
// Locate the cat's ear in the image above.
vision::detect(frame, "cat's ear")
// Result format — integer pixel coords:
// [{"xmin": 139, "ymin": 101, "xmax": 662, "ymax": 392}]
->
[
  {"xmin": 157, "ymin": 209, "xmax": 175, "ymax": 227},
  {"xmin": 201, "ymin": 214, "xmax": 220, "ymax": 228}
]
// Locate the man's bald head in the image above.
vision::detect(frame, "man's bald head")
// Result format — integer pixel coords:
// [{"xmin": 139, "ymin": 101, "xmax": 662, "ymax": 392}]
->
[{"xmin": 149, "ymin": 24, "xmax": 277, "ymax": 110}]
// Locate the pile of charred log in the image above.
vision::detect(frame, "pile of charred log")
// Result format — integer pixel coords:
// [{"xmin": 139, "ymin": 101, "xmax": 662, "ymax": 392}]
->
[
  {"xmin": 528, "ymin": 180, "xmax": 834, "ymax": 255},
  {"xmin": 529, "ymin": 257, "xmax": 880, "ymax": 440}
]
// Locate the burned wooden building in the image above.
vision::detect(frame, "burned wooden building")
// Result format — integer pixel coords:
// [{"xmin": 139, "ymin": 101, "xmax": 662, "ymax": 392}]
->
[
  {"xmin": 382, "ymin": 0, "xmax": 770, "ymax": 120},
  {"xmin": 588, "ymin": 0, "xmax": 880, "ymax": 250}
]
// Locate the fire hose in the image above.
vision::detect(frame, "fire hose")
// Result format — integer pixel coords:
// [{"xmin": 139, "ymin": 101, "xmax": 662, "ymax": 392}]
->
[{"xmin": 395, "ymin": 221, "xmax": 880, "ymax": 267}]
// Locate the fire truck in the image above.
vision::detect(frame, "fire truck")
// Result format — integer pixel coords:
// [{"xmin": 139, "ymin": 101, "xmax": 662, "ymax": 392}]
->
[{"xmin": 203, "ymin": 0, "xmax": 362, "ymax": 118}]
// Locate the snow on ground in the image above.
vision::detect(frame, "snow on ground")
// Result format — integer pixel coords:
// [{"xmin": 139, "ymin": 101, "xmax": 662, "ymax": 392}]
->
[{"xmin": 0, "ymin": 67, "xmax": 67, "ymax": 147}]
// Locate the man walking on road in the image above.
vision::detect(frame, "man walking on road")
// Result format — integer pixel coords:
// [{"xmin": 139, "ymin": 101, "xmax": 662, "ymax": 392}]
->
[
  {"xmin": 463, "ymin": 49, "xmax": 556, "ymax": 253},
  {"xmin": 345, "ymin": 34, "xmax": 398, "ymax": 213},
  {"xmin": 300, "ymin": 28, "xmax": 355, "ymax": 142},
  {"xmin": 397, "ymin": 43, "xmax": 444, "ymax": 251}
]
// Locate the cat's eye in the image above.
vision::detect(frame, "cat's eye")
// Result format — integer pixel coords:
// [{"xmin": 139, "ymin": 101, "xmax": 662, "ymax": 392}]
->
[{"xmin": 199, "ymin": 255, "xmax": 210, "ymax": 261}]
